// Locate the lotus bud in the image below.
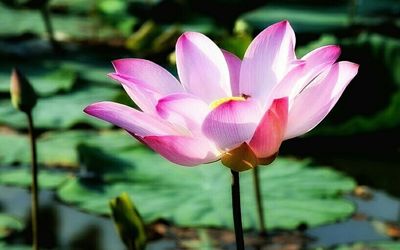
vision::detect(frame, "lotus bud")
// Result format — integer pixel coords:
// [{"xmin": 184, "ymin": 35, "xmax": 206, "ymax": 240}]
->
[
  {"xmin": 110, "ymin": 193, "xmax": 147, "ymax": 250},
  {"xmin": 10, "ymin": 68, "xmax": 37, "ymax": 113}
]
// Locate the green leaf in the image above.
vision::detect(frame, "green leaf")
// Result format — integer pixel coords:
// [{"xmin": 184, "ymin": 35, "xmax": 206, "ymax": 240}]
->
[
  {"xmin": 0, "ymin": 167, "xmax": 70, "ymax": 189},
  {"xmin": 0, "ymin": 130, "xmax": 139, "ymax": 167},
  {"xmin": 295, "ymin": 34, "xmax": 338, "ymax": 58},
  {"xmin": 49, "ymin": 0, "xmax": 98, "ymax": 14},
  {"xmin": 0, "ymin": 86, "xmax": 120, "ymax": 129},
  {"xmin": 0, "ymin": 3, "xmax": 117, "ymax": 40},
  {"xmin": 237, "ymin": 1, "xmax": 399, "ymax": 34},
  {"xmin": 220, "ymin": 34, "xmax": 252, "ymax": 59},
  {"xmin": 110, "ymin": 192, "xmax": 147, "ymax": 250},
  {"xmin": 179, "ymin": 17, "xmax": 220, "ymax": 35},
  {"xmin": 0, "ymin": 213, "xmax": 24, "ymax": 239},
  {"xmin": 0, "ymin": 242, "xmax": 31, "ymax": 250},
  {"xmin": 237, "ymin": 4, "xmax": 350, "ymax": 34},
  {"xmin": 0, "ymin": 62, "xmax": 77, "ymax": 96},
  {"xmin": 57, "ymin": 147, "xmax": 356, "ymax": 230}
]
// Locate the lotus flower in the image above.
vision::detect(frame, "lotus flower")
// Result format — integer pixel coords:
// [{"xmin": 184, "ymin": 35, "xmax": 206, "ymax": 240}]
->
[{"xmin": 84, "ymin": 20, "xmax": 358, "ymax": 171}]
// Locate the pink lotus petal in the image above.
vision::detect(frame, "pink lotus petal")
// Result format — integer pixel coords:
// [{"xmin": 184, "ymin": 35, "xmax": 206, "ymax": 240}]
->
[
  {"xmin": 112, "ymin": 58, "xmax": 183, "ymax": 94},
  {"xmin": 285, "ymin": 61, "xmax": 359, "ymax": 139},
  {"xmin": 108, "ymin": 73, "xmax": 162, "ymax": 114},
  {"xmin": 176, "ymin": 32, "xmax": 231, "ymax": 103},
  {"xmin": 240, "ymin": 20, "xmax": 296, "ymax": 108},
  {"xmin": 84, "ymin": 101, "xmax": 184, "ymax": 136},
  {"xmin": 143, "ymin": 135, "xmax": 220, "ymax": 166},
  {"xmin": 222, "ymin": 50, "xmax": 242, "ymax": 96},
  {"xmin": 273, "ymin": 62, "xmax": 306, "ymax": 101},
  {"xmin": 274, "ymin": 46, "xmax": 341, "ymax": 106},
  {"xmin": 202, "ymin": 98, "xmax": 262, "ymax": 151},
  {"xmin": 302, "ymin": 45, "xmax": 341, "ymax": 65},
  {"xmin": 249, "ymin": 98, "xmax": 288, "ymax": 158},
  {"xmin": 156, "ymin": 93, "xmax": 210, "ymax": 134},
  {"xmin": 291, "ymin": 45, "xmax": 341, "ymax": 98}
]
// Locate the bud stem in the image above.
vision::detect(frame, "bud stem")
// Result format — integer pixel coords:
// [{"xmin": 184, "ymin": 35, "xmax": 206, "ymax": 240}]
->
[
  {"xmin": 231, "ymin": 170, "xmax": 244, "ymax": 250},
  {"xmin": 40, "ymin": 4, "xmax": 58, "ymax": 51},
  {"xmin": 27, "ymin": 112, "xmax": 39, "ymax": 250},
  {"xmin": 253, "ymin": 167, "xmax": 267, "ymax": 236}
]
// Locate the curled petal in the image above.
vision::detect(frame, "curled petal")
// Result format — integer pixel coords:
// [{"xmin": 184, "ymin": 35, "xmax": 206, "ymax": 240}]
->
[
  {"xmin": 156, "ymin": 93, "xmax": 210, "ymax": 133},
  {"xmin": 143, "ymin": 135, "xmax": 220, "ymax": 166},
  {"xmin": 222, "ymin": 50, "xmax": 241, "ymax": 96},
  {"xmin": 273, "ymin": 62, "xmax": 306, "ymax": 101},
  {"xmin": 285, "ymin": 61, "xmax": 359, "ymax": 139},
  {"xmin": 84, "ymin": 101, "xmax": 183, "ymax": 136},
  {"xmin": 274, "ymin": 46, "xmax": 341, "ymax": 106},
  {"xmin": 112, "ymin": 58, "xmax": 183, "ymax": 94},
  {"xmin": 249, "ymin": 98, "xmax": 288, "ymax": 159},
  {"xmin": 202, "ymin": 98, "xmax": 262, "ymax": 151},
  {"xmin": 240, "ymin": 20, "xmax": 296, "ymax": 108},
  {"xmin": 108, "ymin": 73, "xmax": 161, "ymax": 114},
  {"xmin": 176, "ymin": 32, "xmax": 231, "ymax": 102},
  {"xmin": 291, "ymin": 45, "xmax": 342, "ymax": 98}
]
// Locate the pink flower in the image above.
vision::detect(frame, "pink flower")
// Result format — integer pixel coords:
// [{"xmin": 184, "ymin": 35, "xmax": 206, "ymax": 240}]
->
[{"xmin": 84, "ymin": 20, "xmax": 358, "ymax": 171}]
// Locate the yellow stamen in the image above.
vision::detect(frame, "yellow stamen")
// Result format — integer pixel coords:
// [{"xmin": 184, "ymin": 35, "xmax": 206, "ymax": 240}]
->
[{"xmin": 209, "ymin": 96, "xmax": 245, "ymax": 109}]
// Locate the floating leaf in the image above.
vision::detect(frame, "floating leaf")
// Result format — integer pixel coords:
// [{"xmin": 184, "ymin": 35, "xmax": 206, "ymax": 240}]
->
[
  {"xmin": 0, "ymin": 3, "xmax": 117, "ymax": 40},
  {"xmin": 220, "ymin": 34, "xmax": 252, "ymax": 59},
  {"xmin": 49, "ymin": 0, "xmax": 98, "ymax": 14},
  {"xmin": 0, "ymin": 242, "xmax": 31, "ymax": 250},
  {"xmin": 0, "ymin": 167, "xmax": 70, "ymax": 189},
  {"xmin": 0, "ymin": 62, "xmax": 77, "ymax": 96},
  {"xmin": 295, "ymin": 34, "xmax": 338, "ymax": 58},
  {"xmin": 238, "ymin": 4, "xmax": 350, "ymax": 34},
  {"xmin": 0, "ymin": 213, "xmax": 24, "ymax": 239},
  {"xmin": 0, "ymin": 86, "xmax": 120, "ymax": 129},
  {"xmin": 57, "ymin": 147, "xmax": 356, "ymax": 230},
  {"xmin": 237, "ymin": 1, "xmax": 399, "ymax": 34},
  {"xmin": 0, "ymin": 130, "xmax": 139, "ymax": 167}
]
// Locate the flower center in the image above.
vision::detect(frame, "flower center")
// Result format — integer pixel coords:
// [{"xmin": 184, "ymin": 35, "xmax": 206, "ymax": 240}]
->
[{"xmin": 210, "ymin": 96, "xmax": 246, "ymax": 109}]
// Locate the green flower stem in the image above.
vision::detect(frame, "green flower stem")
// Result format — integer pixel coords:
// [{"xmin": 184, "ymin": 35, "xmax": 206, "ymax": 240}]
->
[
  {"xmin": 253, "ymin": 167, "xmax": 267, "ymax": 235},
  {"xmin": 231, "ymin": 170, "xmax": 244, "ymax": 250},
  {"xmin": 27, "ymin": 112, "xmax": 39, "ymax": 250},
  {"xmin": 40, "ymin": 4, "xmax": 58, "ymax": 51}
]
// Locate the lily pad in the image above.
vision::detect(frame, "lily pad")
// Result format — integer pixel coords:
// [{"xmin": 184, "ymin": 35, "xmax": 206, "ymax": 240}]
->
[
  {"xmin": 0, "ymin": 167, "xmax": 70, "ymax": 189},
  {"xmin": 238, "ymin": 4, "xmax": 350, "ymax": 34},
  {"xmin": 57, "ymin": 147, "xmax": 356, "ymax": 230},
  {"xmin": 50, "ymin": 0, "xmax": 98, "ymax": 15},
  {"xmin": 0, "ymin": 85, "xmax": 120, "ymax": 129},
  {"xmin": 0, "ymin": 213, "xmax": 24, "ymax": 239},
  {"xmin": 0, "ymin": 64, "xmax": 77, "ymax": 96},
  {"xmin": 237, "ymin": 1, "xmax": 399, "ymax": 34},
  {"xmin": 0, "ymin": 54, "xmax": 115, "ymax": 95},
  {"xmin": 0, "ymin": 130, "xmax": 139, "ymax": 167},
  {"xmin": 0, "ymin": 3, "xmax": 117, "ymax": 40},
  {"xmin": 0, "ymin": 243, "xmax": 31, "ymax": 250}
]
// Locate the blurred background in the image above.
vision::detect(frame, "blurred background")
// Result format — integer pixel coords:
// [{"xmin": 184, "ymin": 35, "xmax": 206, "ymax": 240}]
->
[{"xmin": 0, "ymin": 0, "xmax": 399, "ymax": 249}]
